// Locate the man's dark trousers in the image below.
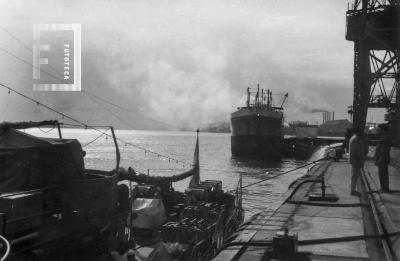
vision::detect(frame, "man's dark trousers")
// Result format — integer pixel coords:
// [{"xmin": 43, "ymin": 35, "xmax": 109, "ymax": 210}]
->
[{"xmin": 378, "ymin": 164, "xmax": 389, "ymax": 192}]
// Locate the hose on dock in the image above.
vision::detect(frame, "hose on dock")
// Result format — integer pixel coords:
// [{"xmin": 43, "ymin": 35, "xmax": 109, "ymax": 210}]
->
[
  {"xmin": 287, "ymin": 200, "xmax": 369, "ymax": 208},
  {"xmin": 219, "ymin": 230, "xmax": 400, "ymax": 252},
  {"xmin": 285, "ymin": 178, "xmax": 370, "ymax": 207},
  {"xmin": 285, "ymin": 179, "xmax": 324, "ymax": 202},
  {"xmin": 233, "ymin": 157, "xmax": 332, "ymax": 192}
]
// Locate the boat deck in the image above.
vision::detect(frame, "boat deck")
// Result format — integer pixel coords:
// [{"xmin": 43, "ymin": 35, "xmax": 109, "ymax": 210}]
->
[{"xmin": 214, "ymin": 147, "xmax": 400, "ymax": 260}]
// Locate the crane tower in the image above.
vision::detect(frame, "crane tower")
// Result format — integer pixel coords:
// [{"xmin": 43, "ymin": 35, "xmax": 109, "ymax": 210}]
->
[{"xmin": 346, "ymin": 0, "xmax": 400, "ymax": 144}]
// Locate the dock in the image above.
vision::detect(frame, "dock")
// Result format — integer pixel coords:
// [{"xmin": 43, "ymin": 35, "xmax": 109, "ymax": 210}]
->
[{"xmin": 214, "ymin": 147, "xmax": 400, "ymax": 260}]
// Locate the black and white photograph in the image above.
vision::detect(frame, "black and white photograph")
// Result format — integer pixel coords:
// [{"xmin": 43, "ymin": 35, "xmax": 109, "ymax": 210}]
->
[{"xmin": 0, "ymin": 0, "xmax": 399, "ymax": 260}]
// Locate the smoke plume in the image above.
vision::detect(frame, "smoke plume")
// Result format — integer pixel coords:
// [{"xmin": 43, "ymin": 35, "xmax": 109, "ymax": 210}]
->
[{"xmin": 0, "ymin": 0, "xmax": 354, "ymax": 129}]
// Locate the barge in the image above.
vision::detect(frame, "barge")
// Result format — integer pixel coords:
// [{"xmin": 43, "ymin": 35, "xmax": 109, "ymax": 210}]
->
[{"xmin": 0, "ymin": 122, "xmax": 244, "ymax": 260}]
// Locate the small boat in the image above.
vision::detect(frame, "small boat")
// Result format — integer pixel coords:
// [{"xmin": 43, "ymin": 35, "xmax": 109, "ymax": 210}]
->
[
  {"xmin": 118, "ymin": 130, "xmax": 245, "ymax": 260},
  {"xmin": 0, "ymin": 121, "xmax": 243, "ymax": 260}
]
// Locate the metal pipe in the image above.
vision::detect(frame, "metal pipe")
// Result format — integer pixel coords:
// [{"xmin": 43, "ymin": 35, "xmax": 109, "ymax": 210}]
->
[
  {"xmin": 360, "ymin": 168, "xmax": 393, "ymax": 261},
  {"xmin": 56, "ymin": 122, "xmax": 62, "ymax": 139},
  {"xmin": 110, "ymin": 127, "xmax": 120, "ymax": 171},
  {"xmin": 246, "ymin": 87, "xmax": 250, "ymax": 107},
  {"xmin": 0, "ymin": 234, "xmax": 10, "ymax": 261},
  {"xmin": 10, "ymin": 232, "xmax": 40, "ymax": 245},
  {"xmin": 6, "ymin": 209, "xmax": 61, "ymax": 224},
  {"xmin": 0, "ymin": 214, "xmax": 6, "ymax": 235}
]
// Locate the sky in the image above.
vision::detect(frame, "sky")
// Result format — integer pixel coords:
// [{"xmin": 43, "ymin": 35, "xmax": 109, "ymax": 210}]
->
[{"xmin": 0, "ymin": 0, "xmax": 365, "ymax": 130}]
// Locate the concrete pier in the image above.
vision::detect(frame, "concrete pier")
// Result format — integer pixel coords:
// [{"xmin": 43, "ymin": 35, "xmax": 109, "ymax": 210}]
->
[{"xmin": 214, "ymin": 147, "xmax": 400, "ymax": 261}]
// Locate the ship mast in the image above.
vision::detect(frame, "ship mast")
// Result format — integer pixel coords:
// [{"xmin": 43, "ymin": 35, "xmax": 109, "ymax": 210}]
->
[
  {"xmin": 247, "ymin": 87, "xmax": 250, "ymax": 108},
  {"xmin": 256, "ymin": 84, "xmax": 260, "ymax": 107},
  {"xmin": 261, "ymin": 89, "xmax": 264, "ymax": 106}
]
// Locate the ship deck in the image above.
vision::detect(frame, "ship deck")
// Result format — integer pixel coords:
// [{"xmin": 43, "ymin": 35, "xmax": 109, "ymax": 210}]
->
[{"xmin": 214, "ymin": 147, "xmax": 400, "ymax": 261}]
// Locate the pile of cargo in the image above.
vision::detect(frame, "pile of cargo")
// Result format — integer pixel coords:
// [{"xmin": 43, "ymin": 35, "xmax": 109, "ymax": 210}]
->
[
  {"xmin": 160, "ymin": 180, "xmax": 231, "ymax": 246},
  {"xmin": 161, "ymin": 202, "xmax": 224, "ymax": 244}
]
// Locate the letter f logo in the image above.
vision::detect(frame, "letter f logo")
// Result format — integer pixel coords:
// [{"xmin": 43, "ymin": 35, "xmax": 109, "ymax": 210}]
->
[{"xmin": 33, "ymin": 25, "xmax": 50, "ymax": 79}]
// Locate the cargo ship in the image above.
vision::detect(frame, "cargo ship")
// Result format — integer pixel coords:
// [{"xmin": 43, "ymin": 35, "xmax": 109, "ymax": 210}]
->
[{"xmin": 230, "ymin": 86, "xmax": 287, "ymax": 159}]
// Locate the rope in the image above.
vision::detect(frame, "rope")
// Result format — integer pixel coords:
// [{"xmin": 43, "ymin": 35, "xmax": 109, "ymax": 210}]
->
[
  {"xmin": 229, "ymin": 157, "xmax": 330, "ymax": 193},
  {"xmin": 0, "ymin": 27, "xmax": 66, "ymax": 80},
  {"xmin": 0, "ymin": 46, "xmax": 68, "ymax": 84},
  {"xmin": 83, "ymin": 91, "xmax": 179, "ymax": 130},
  {"xmin": 38, "ymin": 126, "xmax": 56, "ymax": 134},
  {"xmin": 84, "ymin": 93, "xmax": 138, "ymax": 130},
  {"xmin": 0, "ymin": 83, "xmax": 193, "ymax": 168},
  {"xmin": 0, "ymin": 39, "xmax": 192, "ymax": 168},
  {"xmin": 83, "ymin": 128, "xmax": 110, "ymax": 147},
  {"xmin": 1, "ymin": 27, "xmax": 178, "ymax": 131}
]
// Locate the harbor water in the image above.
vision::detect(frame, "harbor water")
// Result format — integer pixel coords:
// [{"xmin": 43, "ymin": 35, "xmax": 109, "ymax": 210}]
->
[{"xmin": 28, "ymin": 128, "xmax": 310, "ymax": 220}]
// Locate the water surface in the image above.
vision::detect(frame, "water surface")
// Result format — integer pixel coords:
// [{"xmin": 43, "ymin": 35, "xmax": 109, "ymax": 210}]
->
[{"xmin": 28, "ymin": 128, "xmax": 310, "ymax": 219}]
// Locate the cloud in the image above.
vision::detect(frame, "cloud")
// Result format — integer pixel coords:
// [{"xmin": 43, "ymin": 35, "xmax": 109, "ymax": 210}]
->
[{"xmin": 0, "ymin": 0, "xmax": 353, "ymax": 128}]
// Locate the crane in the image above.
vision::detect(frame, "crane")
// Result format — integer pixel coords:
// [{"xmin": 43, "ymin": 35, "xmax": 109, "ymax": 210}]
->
[{"xmin": 346, "ymin": 0, "xmax": 400, "ymax": 144}]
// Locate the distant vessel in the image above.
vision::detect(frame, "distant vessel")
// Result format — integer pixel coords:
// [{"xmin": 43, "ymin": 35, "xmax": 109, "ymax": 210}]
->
[{"xmin": 230, "ymin": 86, "xmax": 287, "ymax": 159}]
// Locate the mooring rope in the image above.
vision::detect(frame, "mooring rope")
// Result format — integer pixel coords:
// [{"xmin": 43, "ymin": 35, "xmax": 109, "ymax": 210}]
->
[
  {"xmin": 229, "ymin": 157, "xmax": 331, "ymax": 193},
  {"xmin": 82, "ymin": 127, "xmax": 111, "ymax": 147}
]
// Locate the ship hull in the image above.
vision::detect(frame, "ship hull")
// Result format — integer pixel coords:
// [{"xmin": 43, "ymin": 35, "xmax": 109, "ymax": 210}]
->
[
  {"xmin": 231, "ymin": 135, "xmax": 282, "ymax": 159},
  {"xmin": 230, "ymin": 109, "xmax": 283, "ymax": 160}
]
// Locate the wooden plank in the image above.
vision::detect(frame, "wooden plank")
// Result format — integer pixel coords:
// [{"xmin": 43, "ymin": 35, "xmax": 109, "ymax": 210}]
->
[{"xmin": 213, "ymin": 230, "xmax": 257, "ymax": 261}]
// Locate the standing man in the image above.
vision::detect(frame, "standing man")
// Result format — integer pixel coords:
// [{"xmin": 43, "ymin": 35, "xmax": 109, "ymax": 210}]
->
[
  {"xmin": 343, "ymin": 128, "xmax": 353, "ymax": 154},
  {"xmin": 374, "ymin": 124, "xmax": 391, "ymax": 193},
  {"xmin": 349, "ymin": 127, "xmax": 365, "ymax": 196}
]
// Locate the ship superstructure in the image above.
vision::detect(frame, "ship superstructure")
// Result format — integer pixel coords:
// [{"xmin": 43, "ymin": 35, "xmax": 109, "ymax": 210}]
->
[{"xmin": 230, "ymin": 86, "xmax": 286, "ymax": 159}]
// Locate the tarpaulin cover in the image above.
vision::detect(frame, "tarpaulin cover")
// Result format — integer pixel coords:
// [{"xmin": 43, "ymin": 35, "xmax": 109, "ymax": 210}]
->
[
  {"xmin": 146, "ymin": 242, "xmax": 174, "ymax": 261},
  {"xmin": 0, "ymin": 128, "xmax": 85, "ymax": 192},
  {"xmin": 131, "ymin": 198, "xmax": 167, "ymax": 228}
]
